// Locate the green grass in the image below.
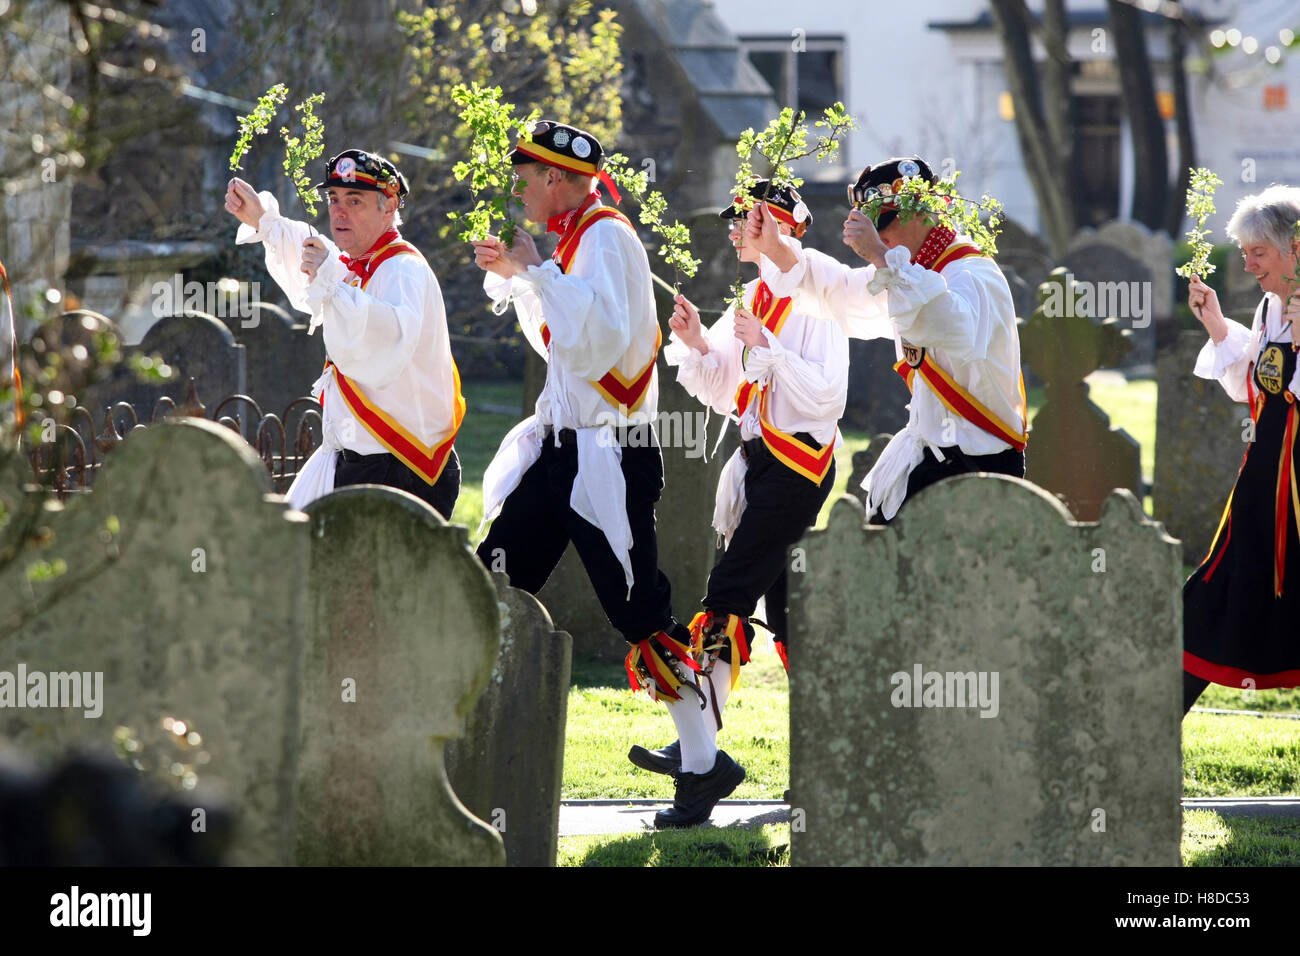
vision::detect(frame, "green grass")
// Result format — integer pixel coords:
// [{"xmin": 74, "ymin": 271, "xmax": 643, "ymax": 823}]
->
[
  {"xmin": 563, "ymin": 643, "xmax": 790, "ymax": 800},
  {"xmin": 1183, "ymin": 712, "xmax": 1300, "ymax": 796},
  {"xmin": 1182, "ymin": 810, "xmax": 1300, "ymax": 866},
  {"xmin": 558, "ymin": 824, "xmax": 789, "ymax": 867},
  {"xmin": 1196, "ymin": 684, "xmax": 1300, "ymax": 714},
  {"xmin": 557, "ymin": 814, "xmax": 1300, "ymax": 866}
]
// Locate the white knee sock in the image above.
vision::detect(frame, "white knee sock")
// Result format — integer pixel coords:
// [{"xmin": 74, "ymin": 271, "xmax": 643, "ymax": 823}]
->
[
  {"xmin": 703, "ymin": 661, "xmax": 733, "ymax": 744},
  {"xmin": 664, "ymin": 674, "xmax": 717, "ymax": 774}
]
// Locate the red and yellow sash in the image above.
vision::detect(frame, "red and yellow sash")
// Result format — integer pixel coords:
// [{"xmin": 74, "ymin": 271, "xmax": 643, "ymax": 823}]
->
[
  {"xmin": 732, "ymin": 281, "xmax": 836, "ymax": 485},
  {"xmin": 326, "ymin": 241, "xmax": 466, "ymax": 486},
  {"xmin": 1272, "ymin": 397, "xmax": 1300, "ymax": 596},
  {"xmin": 890, "ymin": 241, "xmax": 1027, "ymax": 452},
  {"xmin": 537, "ymin": 204, "xmax": 660, "ymax": 414}
]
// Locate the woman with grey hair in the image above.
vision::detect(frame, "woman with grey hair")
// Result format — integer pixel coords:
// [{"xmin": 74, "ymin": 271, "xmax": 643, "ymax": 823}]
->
[{"xmin": 1182, "ymin": 184, "xmax": 1300, "ymax": 715}]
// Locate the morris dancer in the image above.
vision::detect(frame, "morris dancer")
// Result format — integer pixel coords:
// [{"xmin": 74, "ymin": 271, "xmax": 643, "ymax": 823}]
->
[
  {"xmin": 225, "ymin": 149, "xmax": 464, "ymax": 517},
  {"xmin": 470, "ymin": 120, "xmax": 744, "ymax": 828},
  {"xmin": 1183, "ymin": 185, "xmax": 1300, "ymax": 714},
  {"xmin": 628, "ymin": 182, "xmax": 848, "ymax": 778},
  {"xmin": 745, "ymin": 156, "xmax": 1026, "ymax": 522}
]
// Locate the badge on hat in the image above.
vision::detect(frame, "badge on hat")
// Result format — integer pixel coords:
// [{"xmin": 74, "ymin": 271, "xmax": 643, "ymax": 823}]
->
[
  {"xmin": 899, "ymin": 160, "xmax": 921, "ymax": 179},
  {"xmin": 336, "ymin": 156, "xmax": 357, "ymax": 182},
  {"xmin": 553, "ymin": 129, "xmax": 571, "ymax": 149},
  {"xmin": 572, "ymin": 136, "xmax": 591, "ymax": 159}
]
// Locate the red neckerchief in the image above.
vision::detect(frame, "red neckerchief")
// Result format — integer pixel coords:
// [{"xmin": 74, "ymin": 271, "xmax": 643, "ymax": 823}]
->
[
  {"xmin": 338, "ymin": 229, "xmax": 400, "ymax": 281},
  {"xmin": 546, "ymin": 192, "xmax": 599, "ymax": 237},
  {"xmin": 912, "ymin": 223, "xmax": 956, "ymax": 270}
]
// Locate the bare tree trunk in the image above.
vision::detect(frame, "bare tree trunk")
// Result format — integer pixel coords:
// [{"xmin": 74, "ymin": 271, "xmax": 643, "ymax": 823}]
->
[
  {"xmin": 1165, "ymin": 1, "xmax": 1197, "ymax": 236},
  {"xmin": 1108, "ymin": 0, "xmax": 1168, "ymax": 230},
  {"xmin": 989, "ymin": 0, "xmax": 1076, "ymax": 256},
  {"xmin": 1040, "ymin": 0, "xmax": 1079, "ymax": 225}
]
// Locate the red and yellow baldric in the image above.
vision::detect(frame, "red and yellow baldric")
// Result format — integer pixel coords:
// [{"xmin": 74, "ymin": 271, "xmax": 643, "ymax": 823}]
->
[
  {"xmin": 732, "ymin": 281, "xmax": 837, "ymax": 485},
  {"xmin": 323, "ymin": 239, "xmax": 466, "ymax": 486},
  {"xmin": 538, "ymin": 204, "xmax": 660, "ymax": 414},
  {"xmin": 891, "ymin": 244, "xmax": 1028, "ymax": 452}
]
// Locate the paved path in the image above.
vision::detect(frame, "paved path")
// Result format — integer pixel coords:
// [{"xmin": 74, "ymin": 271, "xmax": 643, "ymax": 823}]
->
[{"xmin": 560, "ymin": 796, "xmax": 1300, "ymax": 837}]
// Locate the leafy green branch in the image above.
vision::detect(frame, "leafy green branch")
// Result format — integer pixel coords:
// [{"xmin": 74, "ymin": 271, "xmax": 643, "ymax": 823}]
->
[
  {"xmin": 280, "ymin": 92, "xmax": 327, "ymax": 219},
  {"xmin": 1174, "ymin": 167, "xmax": 1225, "ymax": 283},
  {"xmin": 603, "ymin": 154, "xmax": 700, "ymax": 289},
  {"xmin": 857, "ymin": 173, "xmax": 1005, "ymax": 258},
  {"xmin": 228, "ymin": 83, "xmax": 288, "ymax": 172},
  {"xmin": 449, "ymin": 82, "xmax": 538, "ymax": 248},
  {"xmin": 727, "ymin": 103, "xmax": 856, "ymax": 307}
]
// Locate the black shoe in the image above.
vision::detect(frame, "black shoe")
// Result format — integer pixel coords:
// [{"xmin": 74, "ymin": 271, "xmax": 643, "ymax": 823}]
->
[
  {"xmin": 628, "ymin": 740, "xmax": 682, "ymax": 776},
  {"xmin": 782, "ymin": 789, "xmax": 791, "ymax": 804},
  {"xmin": 653, "ymin": 750, "xmax": 746, "ymax": 829}
]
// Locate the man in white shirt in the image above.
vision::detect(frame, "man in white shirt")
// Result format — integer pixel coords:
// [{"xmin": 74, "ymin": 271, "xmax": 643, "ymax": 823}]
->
[
  {"xmin": 224, "ymin": 149, "xmax": 464, "ymax": 518},
  {"xmin": 628, "ymin": 182, "xmax": 848, "ymax": 778},
  {"xmin": 746, "ymin": 156, "xmax": 1027, "ymax": 524},
  {"xmin": 471, "ymin": 120, "xmax": 744, "ymax": 828}
]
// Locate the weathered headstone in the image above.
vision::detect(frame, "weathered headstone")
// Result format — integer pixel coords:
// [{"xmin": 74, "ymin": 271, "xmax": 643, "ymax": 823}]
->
[
  {"xmin": 844, "ymin": 340, "xmax": 910, "ymax": 434},
  {"xmin": 788, "ymin": 477, "xmax": 1183, "ymax": 866},
  {"xmin": 1066, "ymin": 221, "xmax": 1180, "ymax": 369},
  {"xmin": 845, "ymin": 433, "xmax": 895, "ymax": 508},
  {"xmin": 1, "ymin": 419, "xmax": 505, "ymax": 866},
  {"xmin": 1154, "ymin": 329, "xmax": 1249, "ymax": 565},
  {"xmin": 225, "ymin": 302, "xmax": 327, "ymax": 421},
  {"xmin": 445, "ymin": 574, "xmax": 573, "ymax": 867},
  {"xmin": 1022, "ymin": 269, "xmax": 1142, "ymax": 521}
]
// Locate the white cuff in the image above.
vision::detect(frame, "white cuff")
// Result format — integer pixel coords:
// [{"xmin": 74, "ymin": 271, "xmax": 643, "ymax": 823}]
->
[
  {"xmin": 663, "ymin": 332, "xmax": 719, "ymax": 369},
  {"xmin": 1192, "ymin": 321, "xmax": 1252, "ymax": 380},
  {"xmin": 741, "ymin": 327, "xmax": 785, "ymax": 381}
]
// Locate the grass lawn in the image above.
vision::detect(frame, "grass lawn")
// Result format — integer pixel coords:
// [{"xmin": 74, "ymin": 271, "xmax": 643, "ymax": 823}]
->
[{"xmin": 1183, "ymin": 810, "xmax": 1300, "ymax": 866}]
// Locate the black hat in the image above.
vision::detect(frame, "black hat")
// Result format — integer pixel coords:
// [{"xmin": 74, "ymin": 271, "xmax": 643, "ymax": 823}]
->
[
  {"xmin": 719, "ymin": 179, "xmax": 812, "ymax": 229},
  {"xmin": 509, "ymin": 121, "xmax": 605, "ymax": 176},
  {"xmin": 313, "ymin": 149, "xmax": 409, "ymax": 208},
  {"xmin": 848, "ymin": 156, "xmax": 934, "ymax": 230}
]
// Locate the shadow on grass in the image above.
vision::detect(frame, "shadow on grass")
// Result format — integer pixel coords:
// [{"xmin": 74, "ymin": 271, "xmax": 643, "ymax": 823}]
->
[
  {"xmin": 561, "ymin": 823, "xmax": 789, "ymax": 867},
  {"xmin": 1183, "ymin": 810, "xmax": 1300, "ymax": 866}
]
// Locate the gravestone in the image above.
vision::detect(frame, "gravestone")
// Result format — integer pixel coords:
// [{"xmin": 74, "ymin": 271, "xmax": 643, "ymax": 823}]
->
[
  {"xmin": 225, "ymin": 302, "xmax": 327, "ymax": 421},
  {"xmin": 993, "ymin": 216, "xmax": 1053, "ymax": 299},
  {"xmin": 844, "ymin": 341, "xmax": 910, "ymax": 434},
  {"xmin": 1022, "ymin": 269, "xmax": 1142, "ymax": 521},
  {"xmin": 1154, "ymin": 329, "xmax": 1249, "ymax": 565},
  {"xmin": 1066, "ymin": 221, "xmax": 1180, "ymax": 369},
  {"xmin": 1061, "ymin": 242, "xmax": 1156, "ymax": 369},
  {"xmin": 845, "ymin": 433, "xmax": 895, "ymax": 509},
  {"xmin": 788, "ymin": 477, "xmax": 1183, "ymax": 866},
  {"xmin": 1, "ymin": 419, "xmax": 505, "ymax": 866},
  {"xmin": 77, "ymin": 311, "xmax": 245, "ymax": 424},
  {"xmin": 445, "ymin": 574, "xmax": 573, "ymax": 867}
]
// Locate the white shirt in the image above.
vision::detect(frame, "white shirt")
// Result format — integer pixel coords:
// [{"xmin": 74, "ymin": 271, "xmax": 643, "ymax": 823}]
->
[
  {"xmin": 236, "ymin": 192, "xmax": 460, "ymax": 508},
  {"xmin": 664, "ymin": 271, "xmax": 849, "ymax": 449},
  {"xmin": 484, "ymin": 199, "xmax": 660, "ymax": 428},
  {"xmin": 664, "ymin": 267, "xmax": 849, "ymax": 543},
  {"xmin": 760, "ymin": 236, "xmax": 1024, "ymax": 519},
  {"xmin": 1194, "ymin": 292, "xmax": 1300, "ymax": 401}
]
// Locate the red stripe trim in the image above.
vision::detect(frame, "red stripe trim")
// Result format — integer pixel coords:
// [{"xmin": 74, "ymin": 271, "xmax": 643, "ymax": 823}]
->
[
  {"xmin": 513, "ymin": 142, "xmax": 599, "ymax": 177},
  {"xmin": 1275, "ymin": 403, "xmax": 1298, "ymax": 596},
  {"xmin": 915, "ymin": 357, "xmax": 1027, "ymax": 450},
  {"xmin": 332, "ymin": 365, "xmax": 464, "ymax": 486},
  {"xmin": 555, "ymin": 207, "xmax": 633, "ymax": 272},
  {"xmin": 1184, "ymin": 652, "xmax": 1300, "ymax": 690},
  {"xmin": 932, "ymin": 243, "xmax": 985, "ymax": 273}
]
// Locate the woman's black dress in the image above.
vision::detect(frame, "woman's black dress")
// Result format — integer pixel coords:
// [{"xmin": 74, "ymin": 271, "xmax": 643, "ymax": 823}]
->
[{"xmin": 1184, "ymin": 332, "xmax": 1300, "ymax": 689}]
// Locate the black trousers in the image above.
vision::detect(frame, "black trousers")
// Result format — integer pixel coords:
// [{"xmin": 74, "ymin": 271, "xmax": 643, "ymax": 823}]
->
[
  {"xmin": 334, "ymin": 447, "xmax": 460, "ymax": 521},
  {"xmin": 869, "ymin": 444, "xmax": 1025, "ymax": 525},
  {"xmin": 475, "ymin": 431, "xmax": 681, "ymax": 643},
  {"xmin": 705, "ymin": 437, "xmax": 836, "ymax": 659}
]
